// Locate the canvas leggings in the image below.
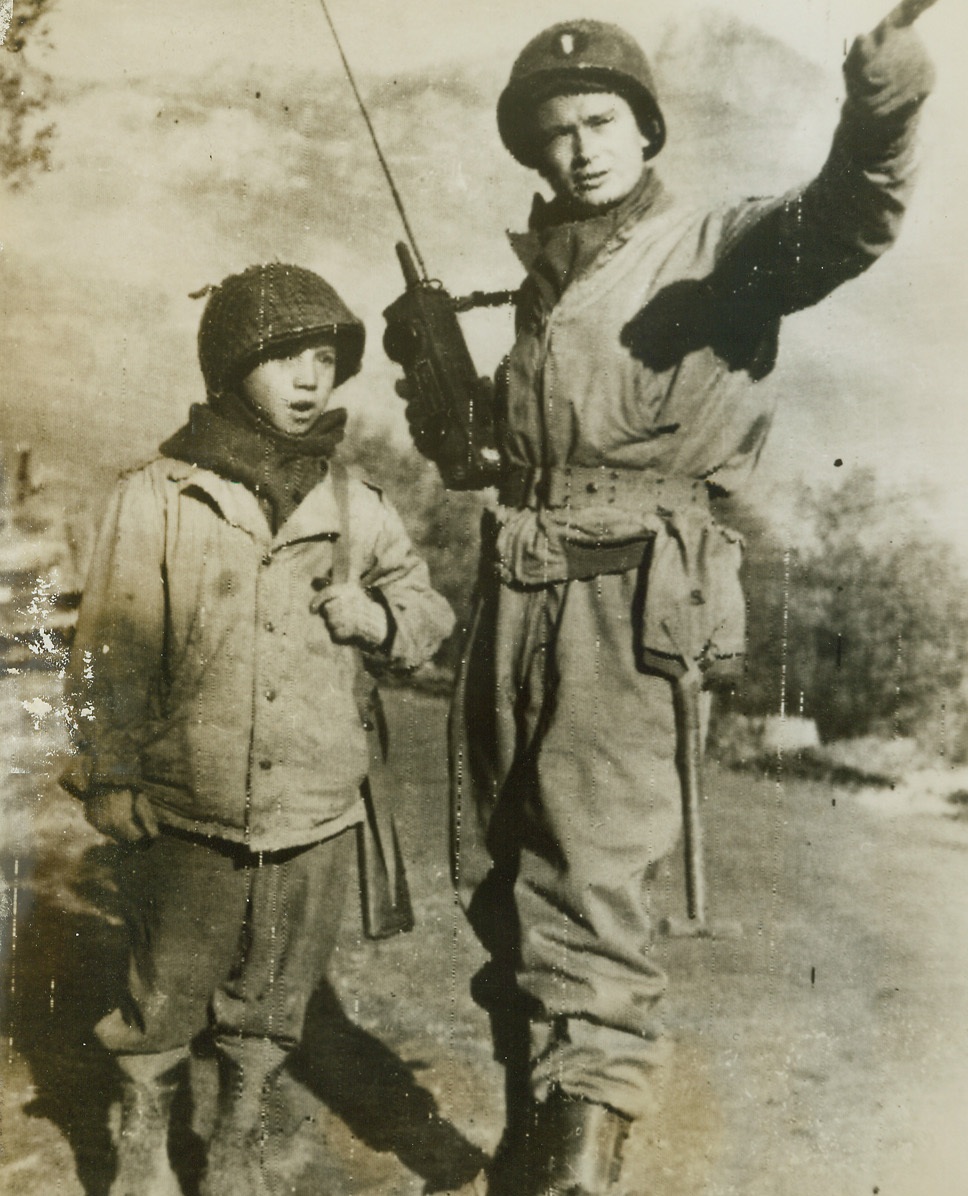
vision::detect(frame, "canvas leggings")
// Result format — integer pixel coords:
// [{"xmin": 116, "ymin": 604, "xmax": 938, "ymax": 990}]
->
[
  {"xmin": 96, "ymin": 825, "xmax": 355, "ymax": 1056},
  {"xmin": 452, "ymin": 566, "xmax": 684, "ymax": 1120}
]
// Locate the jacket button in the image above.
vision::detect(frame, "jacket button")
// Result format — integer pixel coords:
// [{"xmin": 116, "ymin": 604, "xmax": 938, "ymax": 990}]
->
[
  {"xmin": 259, "ymin": 758, "xmax": 272, "ymax": 771},
  {"xmin": 261, "ymin": 553, "xmax": 272, "ymax": 567},
  {"xmin": 586, "ymin": 481, "xmax": 598, "ymax": 494},
  {"xmin": 265, "ymin": 689, "xmax": 277, "ymax": 702},
  {"xmin": 264, "ymin": 620, "xmax": 275, "ymax": 633}
]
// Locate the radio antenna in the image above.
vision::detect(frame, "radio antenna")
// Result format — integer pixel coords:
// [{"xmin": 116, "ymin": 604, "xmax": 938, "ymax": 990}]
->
[{"xmin": 317, "ymin": 0, "xmax": 430, "ymax": 279}]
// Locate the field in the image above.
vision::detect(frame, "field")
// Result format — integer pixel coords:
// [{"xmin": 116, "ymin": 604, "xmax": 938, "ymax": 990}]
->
[{"xmin": 1, "ymin": 670, "xmax": 967, "ymax": 1195}]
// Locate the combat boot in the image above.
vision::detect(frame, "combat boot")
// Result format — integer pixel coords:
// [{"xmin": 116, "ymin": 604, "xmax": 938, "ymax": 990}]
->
[
  {"xmin": 531, "ymin": 1088, "xmax": 632, "ymax": 1196},
  {"xmin": 200, "ymin": 1036, "xmax": 288, "ymax": 1196},
  {"xmin": 109, "ymin": 1047, "xmax": 187, "ymax": 1196}
]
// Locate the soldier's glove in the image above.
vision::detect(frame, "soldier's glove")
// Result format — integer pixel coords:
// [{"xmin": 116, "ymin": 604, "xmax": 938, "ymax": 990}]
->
[
  {"xmin": 85, "ymin": 788, "xmax": 159, "ymax": 842},
  {"xmin": 394, "ymin": 377, "xmax": 450, "ymax": 462},
  {"xmin": 312, "ymin": 581, "xmax": 390, "ymax": 649},
  {"xmin": 844, "ymin": 22, "xmax": 935, "ymax": 118},
  {"xmin": 394, "ymin": 376, "xmax": 500, "ymax": 484}
]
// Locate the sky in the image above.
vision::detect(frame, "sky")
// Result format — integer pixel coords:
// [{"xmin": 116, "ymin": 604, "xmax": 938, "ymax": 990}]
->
[
  {"xmin": 5, "ymin": 0, "xmax": 968, "ymax": 554},
  {"xmin": 34, "ymin": 0, "xmax": 965, "ymax": 84}
]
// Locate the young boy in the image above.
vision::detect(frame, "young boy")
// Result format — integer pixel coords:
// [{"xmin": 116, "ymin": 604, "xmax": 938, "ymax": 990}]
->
[{"xmin": 63, "ymin": 262, "xmax": 455, "ymax": 1196}]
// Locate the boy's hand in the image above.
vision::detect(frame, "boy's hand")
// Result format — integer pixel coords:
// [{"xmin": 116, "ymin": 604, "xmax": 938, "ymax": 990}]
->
[
  {"xmin": 312, "ymin": 582, "xmax": 390, "ymax": 648},
  {"xmin": 84, "ymin": 788, "xmax": 160, "ymax": 842}
]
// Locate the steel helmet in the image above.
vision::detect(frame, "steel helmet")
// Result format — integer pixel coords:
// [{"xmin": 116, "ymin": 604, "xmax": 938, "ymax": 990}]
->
[
  {"xmin": 197, "ymin": 263, "xmax": 365, "ymax": 395},
  {"xmin": 497, "ymin": 20, "xmax": 666, "ymax": 168}
]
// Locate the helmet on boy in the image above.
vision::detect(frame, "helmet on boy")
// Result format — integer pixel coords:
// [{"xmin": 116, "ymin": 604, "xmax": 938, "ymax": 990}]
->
[
  {"xmin": 197, "ymin": 263, "xmax": 365, "ymax": 395},
  {"xmin": 497, "ymin": 19, "xmax": 666, "ymax": 168}
]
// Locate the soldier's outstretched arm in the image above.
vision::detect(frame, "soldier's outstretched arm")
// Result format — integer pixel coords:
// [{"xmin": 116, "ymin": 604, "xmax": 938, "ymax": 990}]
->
[{"xmin": 711, "ymin": 3, "xmax": 936, "ymax": 319}]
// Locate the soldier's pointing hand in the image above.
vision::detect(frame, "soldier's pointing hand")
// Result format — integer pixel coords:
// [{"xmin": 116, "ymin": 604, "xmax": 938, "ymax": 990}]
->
[{"xmin": 845, "ymin": 16, "xmax": 935, "ymax": 118}]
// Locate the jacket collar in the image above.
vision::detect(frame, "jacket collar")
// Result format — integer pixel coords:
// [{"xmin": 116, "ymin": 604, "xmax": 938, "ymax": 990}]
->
[
  {"xmin": 165, "ymin": 460, "xmax": 344, "ymax": 548},
  {"xmin": 508, "ymin": 168, "xmax": 666, "ymax": 275}
]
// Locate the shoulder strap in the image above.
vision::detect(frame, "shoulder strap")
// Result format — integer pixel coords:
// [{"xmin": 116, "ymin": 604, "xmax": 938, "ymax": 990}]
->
[
  {"xmin": 330, "ymin": 461, "xmax": 354, "ymax": 583},
  {"xmin": 330, "ymin": 462, "xmax": 352, "ymax": 585}
]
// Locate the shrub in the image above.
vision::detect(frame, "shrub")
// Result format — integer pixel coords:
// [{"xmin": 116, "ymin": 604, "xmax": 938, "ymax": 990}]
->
[{"xmin": 719, "ymin": 469, "xmax": 968, "ymax": 749}]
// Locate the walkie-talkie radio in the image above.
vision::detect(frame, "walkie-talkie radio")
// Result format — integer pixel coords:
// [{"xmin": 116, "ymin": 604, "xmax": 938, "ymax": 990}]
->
[
  {"xmin": 317, "ymin": 0, "xmax": 513, "ymax": 490},
  {"xmin": 383, "ymin": 243, "xmax": 502, "ymax": 490}
]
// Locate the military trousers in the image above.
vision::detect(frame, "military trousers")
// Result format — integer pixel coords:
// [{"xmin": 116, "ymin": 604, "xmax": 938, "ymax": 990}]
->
[
  {"xmin": 96, "ymin": 824, "xmax": 354, "ymax": 1057},
  {"xmin": 452, "ymin": 566, "xmax": 683, "ymax": 1119}
]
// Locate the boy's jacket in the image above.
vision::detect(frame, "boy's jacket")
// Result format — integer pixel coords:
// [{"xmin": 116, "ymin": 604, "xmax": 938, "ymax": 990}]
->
[{"xmin": 64, "ymin": 457, "xmax": 454, "ymax": 853}]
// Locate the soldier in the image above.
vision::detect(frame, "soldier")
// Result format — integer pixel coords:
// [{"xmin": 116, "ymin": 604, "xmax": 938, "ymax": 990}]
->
[{"xmin": 400, "ymin": 10, "xmax": 935, "ymax": 1196}]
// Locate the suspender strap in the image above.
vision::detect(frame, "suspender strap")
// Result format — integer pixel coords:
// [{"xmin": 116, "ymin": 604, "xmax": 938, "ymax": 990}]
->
[{"xmin": 329, "ymin": 461, "xmax": 415, "ymax": 939}]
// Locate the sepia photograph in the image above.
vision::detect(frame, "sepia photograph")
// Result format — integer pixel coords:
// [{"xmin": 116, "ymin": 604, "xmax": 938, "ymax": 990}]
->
[{"xmin": 1, "ymin": 1, "xmax": 966, "ymax": 1193}]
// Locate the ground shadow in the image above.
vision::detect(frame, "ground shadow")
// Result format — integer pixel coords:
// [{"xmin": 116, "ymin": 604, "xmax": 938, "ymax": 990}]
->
[
  {"xmin": 2, "ymin": 842, "xmax": 204, "ymax": 1195},
  {"xmin": 4, "ymin": 838, "xmax": 485, "ymax": 1193},
  {"xmin": 291, "ymin": 981, "xmax": 488, "ymax": 1193}
]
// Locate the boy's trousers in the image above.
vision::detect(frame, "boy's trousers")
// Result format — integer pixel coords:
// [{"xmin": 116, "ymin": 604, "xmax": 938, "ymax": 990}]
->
[{"xmin": 96, "ymin": 825, "xmax": 355, "ymax": 1055}]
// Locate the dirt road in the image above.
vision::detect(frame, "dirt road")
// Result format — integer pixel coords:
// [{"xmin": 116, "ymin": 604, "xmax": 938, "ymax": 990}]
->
[{"xmin": 1, "ymin": 672, "xmax": 966, "ymax": 1195}]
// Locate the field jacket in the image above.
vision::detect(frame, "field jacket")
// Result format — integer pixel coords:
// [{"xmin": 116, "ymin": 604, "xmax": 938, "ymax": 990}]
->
[
  {"xmin": 492, "ymin": 31, "xmax": 931, "ymax": 676},
  {"xmin": 64, "ymin": 457, "xmax": 454, "ymax": 851}
]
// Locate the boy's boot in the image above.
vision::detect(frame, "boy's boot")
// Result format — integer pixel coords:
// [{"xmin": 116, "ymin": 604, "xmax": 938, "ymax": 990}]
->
[
  {"xmin": 109, "ymin": 1047, "xmax": 187, "ymax": 1196},
  {"xmin": 531, "ymin": 1088, "xmax": 633, "ymax": 1196},
  {"xmin": 201, "ymin": 1037, "xmax": 288, "ymax": 1196}
]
